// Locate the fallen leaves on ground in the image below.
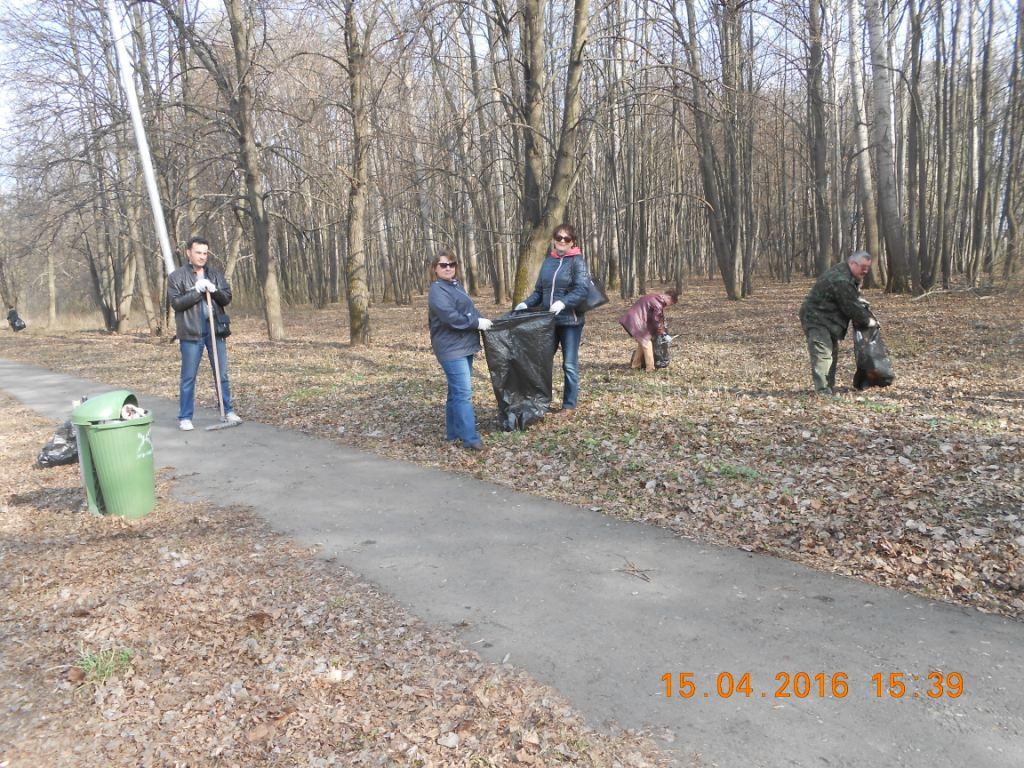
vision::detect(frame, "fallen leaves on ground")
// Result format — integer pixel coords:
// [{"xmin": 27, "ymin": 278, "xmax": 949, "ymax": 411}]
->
[
  {"xmin": 1, "ymin": 279, "xmax": 1021, "ymax": 619},
  {"xmin": 0, "ymin": 395, "xmax": 681, "ymax": 766}
]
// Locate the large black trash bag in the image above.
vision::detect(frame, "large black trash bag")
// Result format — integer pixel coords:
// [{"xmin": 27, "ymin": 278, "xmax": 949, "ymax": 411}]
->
[
  {"xmin": 37, "ymin": 420, "xmax": 79, "ymax": 467},
  {"xmin": 483, "ymin": 311, "xmax": 556, "ymax": 431},
  {"xmin": 853, "ymin": 324, "xmax": 895, "ymax": 390},
  {"xmin": 7, "ymin": 309, "xmax": 26, "ymax": 331}
]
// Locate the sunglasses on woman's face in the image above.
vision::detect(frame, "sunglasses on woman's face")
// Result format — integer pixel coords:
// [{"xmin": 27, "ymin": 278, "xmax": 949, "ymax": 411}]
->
[
  {"xmin": 437, "ymin": 262, "xmax": 457, "ymax": 268},
  {"xmin": 553, "ymin": 235, "xmax": 573, "ymax": 243}
]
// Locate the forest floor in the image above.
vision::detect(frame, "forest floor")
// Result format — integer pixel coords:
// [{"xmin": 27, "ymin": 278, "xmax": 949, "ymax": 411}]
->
[
  {"xmin": 1, "ymin": 277, "xmax": 1022, "ymax": 626},
  {"xmin": 0, "ymin": 392, "xmax": 677, "ymax": 767}
]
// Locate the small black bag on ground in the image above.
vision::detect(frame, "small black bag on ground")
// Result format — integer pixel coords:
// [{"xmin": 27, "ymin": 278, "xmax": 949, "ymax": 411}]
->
[
  {"xmin": 8, "ymin": 310, "xmax": 26, "ymax": 331},
  {"xmin": 37, "ymin": 420, "xmax": 79, "ymax": 467},
  {"xmin": 482, "ymin": 311, "xmax": 556, "ymax": 431},
  {"xmin": 653, "ymin": 333, "xmax": 671, "ymax": 369},
  {"xmin": 853, "ymin": 324, "xmax": 895, "ymax": 389}
]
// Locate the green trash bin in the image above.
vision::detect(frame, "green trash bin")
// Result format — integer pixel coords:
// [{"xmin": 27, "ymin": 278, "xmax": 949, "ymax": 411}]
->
[{"xmin": 71, "ymin": 391, "xmax": 155, "ymax": 519}]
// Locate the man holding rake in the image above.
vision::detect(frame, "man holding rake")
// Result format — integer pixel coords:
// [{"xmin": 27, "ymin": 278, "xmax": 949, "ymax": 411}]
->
[{"xmin": 168, "ymin": 237, "xmax": 242, "ymax": 431}]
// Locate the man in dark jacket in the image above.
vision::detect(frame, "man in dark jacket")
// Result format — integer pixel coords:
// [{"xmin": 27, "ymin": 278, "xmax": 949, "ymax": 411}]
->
[
  {"xmin": 619, "ymin": 290, "xmax": 678, "ymax": 371},
  {"xmin": 168, "ymin": 237, "xmax": 240, "ymax": 431},
  {"xmin": 799, "ymin": 251, "xmax": 876, "ymax": 396}
]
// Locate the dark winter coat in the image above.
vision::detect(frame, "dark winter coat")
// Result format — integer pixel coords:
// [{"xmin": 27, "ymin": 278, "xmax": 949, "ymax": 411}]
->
[
  {"xmin": 168, "ymin": 264, "xmax": 232, "ymax": 341},
  {"xmin": 619, "ymin": 293, "xmax": 673, "ymax": 342},
  {"xmin": 799, "ymin": 262, "xmax": 872, "ymax": 340},
  {"xmin": 428, "ymin": 278, "xmax": 483, "ymax": 361},
  {"xmin": 522, "ymin": 252, "xmax": 590, "ymax": 327}
]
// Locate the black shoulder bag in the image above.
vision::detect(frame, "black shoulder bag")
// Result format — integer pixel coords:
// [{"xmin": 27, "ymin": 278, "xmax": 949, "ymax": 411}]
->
[
  {"xmin": 214, "ymin": 310, "xmax": 231, "ymax": 338},
  {"xmin": 573, "ymin": 256, "xmax": 609, "ymax": 313}
]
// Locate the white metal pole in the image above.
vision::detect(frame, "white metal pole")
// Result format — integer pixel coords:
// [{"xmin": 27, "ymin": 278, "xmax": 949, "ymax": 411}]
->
[{"xmin": 104, "ymin": 0, "xmax": 177, "ymax": 277}]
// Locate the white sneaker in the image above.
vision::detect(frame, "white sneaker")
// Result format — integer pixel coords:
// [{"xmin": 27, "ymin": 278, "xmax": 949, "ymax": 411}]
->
[
  {"xmin": 225, "ymin": 411, "xmax": 242, "ymax": 424},
  {"xmin": 178, "ymin": 419, "xmax": 194, "ymax": 431}
]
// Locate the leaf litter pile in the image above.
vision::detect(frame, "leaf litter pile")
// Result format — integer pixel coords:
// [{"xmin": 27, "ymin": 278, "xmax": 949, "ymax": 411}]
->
[
  {"xmin": 0, "ymin": 395, "xmax": 679, "ymax": 767},
  {"xmin": 1, "ymin": 279, "xmax": 1021, "ymax": 624}
]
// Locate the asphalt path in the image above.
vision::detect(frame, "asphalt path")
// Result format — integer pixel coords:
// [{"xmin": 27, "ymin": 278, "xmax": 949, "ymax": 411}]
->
[{"xmin": 2, "ymin": 357, "xmax": 1022, "ymax": 767}]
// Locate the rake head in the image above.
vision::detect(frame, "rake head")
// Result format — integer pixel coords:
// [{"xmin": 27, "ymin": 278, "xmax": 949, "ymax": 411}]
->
[{"xmin": 205, "ymin": 419, "xmax": 242, "ymax": 431}]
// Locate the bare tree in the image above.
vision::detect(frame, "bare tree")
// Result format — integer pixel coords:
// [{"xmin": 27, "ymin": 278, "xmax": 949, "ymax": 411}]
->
[
  {"xmin": 2, "ymin": 0, "xmax": 1021, "ymax": 322},
  {"xmin": 342, "ymin": 0, "xmax": 372, "ymax": 344},
  {"xmin": 808, "ymin": 0, "xmax": 832, "ymax": 274},
  {"xmin": 152, "ymin": 0, "xmax": 286, "ymax": 338},
  {"xmin": 864, "ymin": 0, "xmax": 912, "ymax": 292},
  {"xmin": 512, "ymin": 0, "xmax": 592, "ymax": 302}
]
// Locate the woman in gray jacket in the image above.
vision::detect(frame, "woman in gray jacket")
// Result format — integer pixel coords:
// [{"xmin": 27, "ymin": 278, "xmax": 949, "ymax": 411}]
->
[
  {"xmin": 427, "ymin": 251, "xmax": 492, "ymax": 451},
  {"xmin": 514, "ymin": 223, "xmax": 590, "ymax": 416}
]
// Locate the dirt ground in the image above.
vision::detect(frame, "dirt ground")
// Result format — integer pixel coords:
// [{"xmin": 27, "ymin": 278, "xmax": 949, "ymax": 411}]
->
[
  {"xmin": 1, "ymin": 278, "xmax": 1022, "ymax": 624},
  {"xmin": 0, "ymin": 393, "xmax": 681, "ymax": 767}
]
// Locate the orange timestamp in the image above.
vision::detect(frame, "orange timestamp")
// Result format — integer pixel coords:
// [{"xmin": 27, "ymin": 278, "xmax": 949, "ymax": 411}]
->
[{"xmin": 661, "ymin": 671, "xmax": 965, "ymax": 700}]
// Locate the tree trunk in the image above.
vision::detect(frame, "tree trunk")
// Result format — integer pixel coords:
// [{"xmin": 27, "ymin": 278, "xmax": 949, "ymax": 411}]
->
[
  {"xmin": 519, "ymin": 0, "xmax": 545, "ymax": 236},
  {"xmin": 344, "ymin": 0, "xmax": 371, "ymax": 345},
  {"xmin": 972, "ymin": 0, "xmax": 995, "ymax": 279},
  {"xmin": 47, "ymin": 248, "xmax": 57, "ymax": 327},
  {"xmin": 864, "ymin": 0, "xmax": 911, "ymax": 292},
  {"xmin": 845, "ymin": 0, "xmax": 882, "ymax": 266},
  {"xmin": 224, "ymin": 0, "xmax": 285, "ymax": 339},
  {"xmin": 512, "ymin": 0, "xmax": 591, "ymax": 302},
  {"xmin": 906, "ymin": 0, "xmax": 925, "ymax": 292},
  {"xmin": 808, "ymin": 0, "xmax": 832, "ymax": 274},
  {"xmin": 1000, "ymin": 0, "xmax": 1024, "ymax": 278}
]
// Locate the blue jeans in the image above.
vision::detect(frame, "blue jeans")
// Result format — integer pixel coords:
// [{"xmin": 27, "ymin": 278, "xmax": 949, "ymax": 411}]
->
[
  {"xmin": 439, "ymin": 355, "xmax": 481, "ymax": 446},
  {"xmin": 179, "ymin": 330, "xmax": 232, "ymax": 420},
  {"xmin": 555, "ymin": 324, "xmax": 583, "ymax": 409}
]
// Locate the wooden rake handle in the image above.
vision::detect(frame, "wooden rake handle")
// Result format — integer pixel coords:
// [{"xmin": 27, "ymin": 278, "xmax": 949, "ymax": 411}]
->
[{"xmin": 205, "ymin": 289, "xmax": 226, "ymax": 421}]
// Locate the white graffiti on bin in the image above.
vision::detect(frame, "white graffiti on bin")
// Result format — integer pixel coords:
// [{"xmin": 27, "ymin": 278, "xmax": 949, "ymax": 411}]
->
[{"xmin": 136, "ymin": 428, "xmax": 153, "ymax": 460}]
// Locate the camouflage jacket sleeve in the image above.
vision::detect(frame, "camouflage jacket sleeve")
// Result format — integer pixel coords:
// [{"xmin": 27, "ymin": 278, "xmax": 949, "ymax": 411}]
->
[{"xmin": 831, "ymin": 274, "xmax": 872, "ymax": 329}]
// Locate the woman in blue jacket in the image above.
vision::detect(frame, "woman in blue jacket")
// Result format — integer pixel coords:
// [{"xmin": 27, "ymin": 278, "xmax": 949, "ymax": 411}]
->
[
  {"xmin": 428, "ymin": 251, "xmax": 493, "ymax": 451},
  {"xmin": 515, "ymin": 223, "xmax": 591, "ymax": 417}
]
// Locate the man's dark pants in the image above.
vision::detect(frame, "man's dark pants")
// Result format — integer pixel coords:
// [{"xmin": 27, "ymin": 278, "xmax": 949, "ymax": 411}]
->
[{"xmin": 805, "ymin": 325, "xmax": 839, "ymax": 393}]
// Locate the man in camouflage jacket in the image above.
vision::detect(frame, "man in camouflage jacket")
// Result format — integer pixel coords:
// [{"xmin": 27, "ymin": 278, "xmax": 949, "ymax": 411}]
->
[{"xmin": 798, "ymin": 251, "xmax": 876, "ymax": 395}]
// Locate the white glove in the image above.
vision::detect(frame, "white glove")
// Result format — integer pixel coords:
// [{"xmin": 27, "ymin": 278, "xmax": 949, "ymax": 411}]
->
[
  {"xmin": 550, "ymin": 300, "xmax": 565, "ymax": 315},
  {"xmin": 514, "ymin": 302, "xmax": 528, "ymax": 311},
  {"xmin": 867, "ymin": 317, "xmax": 878, "ymax": 328},
  {"xmin": 194, "ymin": 278, "xmax": 216, "ymax": 293},
  {"xmin": 477, "ymin": 318, "xmax": 493, "ymax": 331}
]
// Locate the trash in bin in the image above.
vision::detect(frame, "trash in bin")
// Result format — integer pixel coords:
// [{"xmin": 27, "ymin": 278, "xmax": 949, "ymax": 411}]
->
[
  {"xmin": 71, "ymin": 391, "xmax": 156, "ymax": 519},
  {"xmin": 121, "ymin": 404, "xmax": 146, "ymax": 420},
  {"xmin": 37, "ymin": 420, "xmax": 79, "ymax": 468},
  {"xmin": 482, "ymin": 311, "xmax": 556, "ymax": 431}
]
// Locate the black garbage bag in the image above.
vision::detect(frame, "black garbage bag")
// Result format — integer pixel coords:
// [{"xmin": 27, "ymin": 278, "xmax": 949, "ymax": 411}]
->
[
  {"xmin": 853, "ymin": 324, "xmax": 895, "ymax": 390},
  {"xmin": 37, "ymin": 420, "xmax": 79, "ymax": 467},
  {"xmin": 653, "ymin": 333, "xmax": 671, "ymax": 369},
  {"xmin": 482, "ymin": 311, "xmax": 556, "ymax": 431},
  {"xmin": 7, "ymin": 308, "xmax": 25, "ymax": 331}
]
